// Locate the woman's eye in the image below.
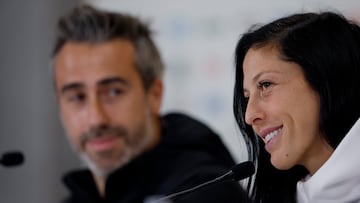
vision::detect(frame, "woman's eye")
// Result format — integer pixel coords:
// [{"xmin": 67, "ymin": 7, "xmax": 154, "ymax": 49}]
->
[
  {"xmin": 258, "ymin": 81, "xmax": 272, "ymax": 90},
  {"xmin": 244, "ymin": 96, "xmax": 249, "ymax": 105}
]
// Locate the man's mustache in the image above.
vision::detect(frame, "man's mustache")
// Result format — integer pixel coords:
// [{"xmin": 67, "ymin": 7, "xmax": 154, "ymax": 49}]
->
[{"xmin": 80, "ymin": 126, "xmax": 128, "ymax": 147}]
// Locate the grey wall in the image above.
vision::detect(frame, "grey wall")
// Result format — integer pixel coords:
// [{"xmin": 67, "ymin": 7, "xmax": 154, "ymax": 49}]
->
[{"xmin": 0, "ymin": 1, "xmax": 81, "ymax": 203}]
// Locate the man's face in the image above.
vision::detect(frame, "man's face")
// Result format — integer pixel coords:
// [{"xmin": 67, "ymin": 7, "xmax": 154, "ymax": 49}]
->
[{"xmin": 54, "ymin": 39, "xmax": 162, "ymax": 177}]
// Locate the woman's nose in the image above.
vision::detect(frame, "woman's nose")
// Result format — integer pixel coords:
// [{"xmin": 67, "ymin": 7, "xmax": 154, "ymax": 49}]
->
[{"xmin": 245, "ymin": 96, "xmax": 265, "ymax": 125}]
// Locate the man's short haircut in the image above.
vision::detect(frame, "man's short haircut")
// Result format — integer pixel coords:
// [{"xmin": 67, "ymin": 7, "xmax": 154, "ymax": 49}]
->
[{"xmin": 52, "ymin": 5, "xmax": 164, "ymax": 90}]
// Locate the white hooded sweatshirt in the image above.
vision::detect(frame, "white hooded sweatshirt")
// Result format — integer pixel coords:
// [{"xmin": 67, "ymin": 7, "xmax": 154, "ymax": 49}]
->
[{"xmin": 297, "ymin": 118, "xmax": 360, "ymax": 203}]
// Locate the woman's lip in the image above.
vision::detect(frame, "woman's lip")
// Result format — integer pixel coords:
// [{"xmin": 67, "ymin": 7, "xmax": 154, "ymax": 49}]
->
[
  {"xmin": 258, "ymin": 125, "xmax": 283, "ymax": 140},
  {"xmin": 265, "ymin": 128, "xmax": 282, "ymax": 143},
  {"xmin": 264, "ymin": 128, "xmax": 282, "ymax": 153}
]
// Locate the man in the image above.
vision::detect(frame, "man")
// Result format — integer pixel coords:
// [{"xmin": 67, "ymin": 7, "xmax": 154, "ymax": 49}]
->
[{"xmin": 52, "ymin": 5, "xmax": 249, "ymax": 203}]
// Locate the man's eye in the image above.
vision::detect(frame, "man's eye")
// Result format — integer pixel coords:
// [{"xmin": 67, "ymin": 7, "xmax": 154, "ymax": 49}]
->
[
  {"xmin": 108, "ymin": 88, "xmax": 123, "ymax": 97},
  {"xmin": 68, "ymin": 93, "xmax": 86, "ymax": 103}
]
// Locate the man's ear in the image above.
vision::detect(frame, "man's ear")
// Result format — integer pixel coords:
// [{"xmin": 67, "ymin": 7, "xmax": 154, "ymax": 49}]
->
[{"xmin": 148, "ymin": 77, "xmax": 163, "ymax": 115}]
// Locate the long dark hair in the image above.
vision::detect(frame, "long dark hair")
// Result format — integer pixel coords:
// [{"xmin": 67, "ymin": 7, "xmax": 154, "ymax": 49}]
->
[{"xmin": 234, "ymin": 12, "xmax": 360, "ymax": 202}]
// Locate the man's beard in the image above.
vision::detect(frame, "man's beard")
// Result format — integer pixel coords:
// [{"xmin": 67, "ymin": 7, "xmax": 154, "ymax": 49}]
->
[{"xmin": 76, "ymin": 112, "xmax": 155, "ymax": 178}]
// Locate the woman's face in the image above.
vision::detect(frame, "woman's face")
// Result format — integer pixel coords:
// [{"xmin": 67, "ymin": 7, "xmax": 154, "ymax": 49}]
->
[{"xmin": 242, "ymin": 46, "xmax": 333, "ymax": 174}]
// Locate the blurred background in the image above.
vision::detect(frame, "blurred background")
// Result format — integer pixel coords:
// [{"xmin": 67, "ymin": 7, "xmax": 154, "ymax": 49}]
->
[{"xmin": 1, "ymin": 0, "xmax": 359, "ymax": 202}]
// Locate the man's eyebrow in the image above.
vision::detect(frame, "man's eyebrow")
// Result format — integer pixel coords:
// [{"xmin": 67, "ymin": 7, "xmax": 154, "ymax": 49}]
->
[
  {"xmin": 60, "ymin": 77, "xmax": 130, "ymax": 94},
  {"xmin": 97, "ymin": 77, "xmax": 130, "ymax": 87},
  {"xmin": 61, "ymin": 83, "xmax": 83, "ymax": 94}
]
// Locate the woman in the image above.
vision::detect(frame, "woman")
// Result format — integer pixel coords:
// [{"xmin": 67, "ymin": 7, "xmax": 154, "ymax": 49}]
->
[{"xmin": 233, "ymin": 12, "xmax": 360, "ymax": 202}]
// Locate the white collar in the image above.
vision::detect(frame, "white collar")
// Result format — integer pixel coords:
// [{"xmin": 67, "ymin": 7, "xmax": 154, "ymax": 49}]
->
[{"xmin": 297, "ymin": 118, "xmax": 360, "ymax": 203}]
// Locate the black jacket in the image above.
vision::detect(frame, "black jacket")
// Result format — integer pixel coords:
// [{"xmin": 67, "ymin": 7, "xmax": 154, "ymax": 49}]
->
[{"xmin": 63, "ymin": 113, "xmax": 249, "ymax": 203}]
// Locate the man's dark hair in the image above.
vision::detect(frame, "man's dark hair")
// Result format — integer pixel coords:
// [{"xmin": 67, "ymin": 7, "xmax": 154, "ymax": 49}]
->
[{"xmin": 52, "ymin": 5, "xmax": 163, "ymax": 90}]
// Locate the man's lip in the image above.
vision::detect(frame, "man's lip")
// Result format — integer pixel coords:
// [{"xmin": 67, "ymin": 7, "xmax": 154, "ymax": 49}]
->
[
  {"xmin": 86, "ymin": 136, "xmax": 120, "ymax": 151},
  {"xmin": 88, "ymin": 135, "xmax": 118, "ymax": 142}
]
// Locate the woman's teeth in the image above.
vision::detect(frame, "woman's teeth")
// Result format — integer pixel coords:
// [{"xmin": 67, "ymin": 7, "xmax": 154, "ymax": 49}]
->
[{"xmin": 265, "ymin": 129, "xmax": 281, "ymax": 143}]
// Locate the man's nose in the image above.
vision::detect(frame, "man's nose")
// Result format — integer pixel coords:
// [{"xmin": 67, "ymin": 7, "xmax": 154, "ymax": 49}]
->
[{"xmin": 86, "ymin": 97, "xmax": 109, "ymax": 128}]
